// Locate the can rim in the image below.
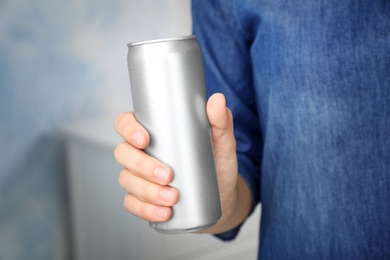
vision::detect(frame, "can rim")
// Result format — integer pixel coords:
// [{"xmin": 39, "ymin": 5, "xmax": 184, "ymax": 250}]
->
[{"xmin": 127, "ymin": 35, "xmax": 196, "ymax": 47}]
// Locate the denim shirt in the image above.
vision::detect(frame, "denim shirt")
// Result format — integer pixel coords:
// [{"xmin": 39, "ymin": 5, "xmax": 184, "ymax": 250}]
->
[{"xmin": 192, "ymin": 0, "xmax": 390, "ymax": 259}]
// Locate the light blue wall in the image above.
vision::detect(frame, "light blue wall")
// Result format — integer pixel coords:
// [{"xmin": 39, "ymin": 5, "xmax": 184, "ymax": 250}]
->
[{"xmin": 0, "ymin": 1, "xmax": 191, "ymax": 259}]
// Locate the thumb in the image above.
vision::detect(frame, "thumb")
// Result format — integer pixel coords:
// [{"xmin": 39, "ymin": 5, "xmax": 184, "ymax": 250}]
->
[{"xmin": 207, "ymin": 93, "xmax": 236, "ymax": 160}]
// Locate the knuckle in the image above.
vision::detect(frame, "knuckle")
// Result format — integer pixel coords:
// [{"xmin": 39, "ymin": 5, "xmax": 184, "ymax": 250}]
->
[
  {"xmin": 144, "ymin": 183, "xmax": 158, "ymax": 202},
  {"xmin": 120, "ymin": 122, "xmax": 131, "ymax": 137},
  {"xmin": 131, "ymin": 154, "xmax": 152, "ymax": 178},
  {"xmin": 130, "ymin": 198, "xmax": 150, "ymax": 221},
  {"xmin": 132, "ymin": 179, "xmax": 155, "ymax": 204},
  {"xmin": 133, "ymin": 155, "xmax": 146, "ymax": 172},
  {"xmin": 118, "ymin": 169, "xmax": 128, "ymax": 188},
  {"xmin": 114, "ymin": 112, "xmax": 150, "ymax": 150},
  {"xmin": 114, "ymin": 112, "xmax": 137, "ymax": 139},
  {"xmin": 114, "ymin": 141, "xmax": 127, "ymax": 162},
  {"xmin": 124, "ymin": 194, "xmax": 143, "ymax": 219},
  {"xmin": 123, "ymin": 194, "xmax": 132, "ymax": 212},
  {"xmin": 139, "ymin": 205, "xmax": 149, "ymax": 219},
  {"xmin": 114, "ymin": 112, "xmax": 132, "ymax": 132},
  {"xmin": 114, "ymin": 114, "xmax": 126, "ymax": 135},
  {"xmin": 113, "ymin": 113, "xmax": 123, "ymax": 131}
]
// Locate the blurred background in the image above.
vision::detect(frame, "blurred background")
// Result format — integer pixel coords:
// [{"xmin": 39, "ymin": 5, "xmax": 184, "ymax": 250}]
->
[{"xmin": 0, "ymin": 0, "xmax": 192, "ymax": 259}]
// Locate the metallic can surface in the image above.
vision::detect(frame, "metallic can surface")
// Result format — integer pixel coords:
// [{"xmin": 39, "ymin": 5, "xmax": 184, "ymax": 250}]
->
[{"xmin": 127, "ymin": 36, "xmax": 222, "ymax": 233}]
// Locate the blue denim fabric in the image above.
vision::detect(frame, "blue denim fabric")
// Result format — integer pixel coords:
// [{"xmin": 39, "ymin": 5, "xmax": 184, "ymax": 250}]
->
[{"xmin": 192, "ymin": 0, "xmax": 390, "ymax": 259}]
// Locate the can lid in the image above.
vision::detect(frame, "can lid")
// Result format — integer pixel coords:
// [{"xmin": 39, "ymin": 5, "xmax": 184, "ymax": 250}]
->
[{"xmin": 127, "ymin": 35, "xmax": 196, "ymax": 47}]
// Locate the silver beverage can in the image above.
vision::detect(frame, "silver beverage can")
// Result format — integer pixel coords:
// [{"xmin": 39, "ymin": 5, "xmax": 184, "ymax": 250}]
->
[{"xmin": 126, "ymin": 36, "xmax": 222, "ymax": 233}]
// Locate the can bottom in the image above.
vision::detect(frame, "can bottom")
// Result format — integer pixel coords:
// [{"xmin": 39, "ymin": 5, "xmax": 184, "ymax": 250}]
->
[{"xmin": 149, "ymin": 221, "xmax": 217, "ymax": 234}]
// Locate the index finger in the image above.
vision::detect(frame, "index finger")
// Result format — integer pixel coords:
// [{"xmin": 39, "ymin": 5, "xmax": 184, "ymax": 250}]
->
[{"xmin": 114, "ymin": 112, "xmax": 150, "ymax": 149}]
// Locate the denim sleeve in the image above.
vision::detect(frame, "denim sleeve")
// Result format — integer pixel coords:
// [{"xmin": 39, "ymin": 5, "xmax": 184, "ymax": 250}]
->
[{"xmin": 192, "ymin": 0, "xmax": 262, "ymax": 241}]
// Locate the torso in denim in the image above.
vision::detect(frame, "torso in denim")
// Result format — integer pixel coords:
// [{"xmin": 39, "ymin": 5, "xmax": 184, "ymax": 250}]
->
[{"xmin": 193, "ymin": 0, "xmax": 390, "ymax": 259}]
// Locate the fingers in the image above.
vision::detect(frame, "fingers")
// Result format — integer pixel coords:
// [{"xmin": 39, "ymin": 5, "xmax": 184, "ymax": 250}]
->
[
  {"xmin": 118, "ymin": 168, "xmax": 178, "ymax": 207},
  {"xmin": 119, "ymin": 168, "xmax": 178, "ymax": 222},
  {"xmin": 114, "ymin": 112, "xmax": 177, "ymax": 222},
  {"xmin": 124, "ymin": 193, "xmax": 173, "ymax": 222},
  {"xmin": 114, "ymin": 112, "xmax": 149, "ymax": 149},
  {"xmin": 114, "ymin": 141, "xmax": 173, "ymax": 185},
  {"xmin": 114, "ymin": 141, "xmax": 176, "ymax": 221}
]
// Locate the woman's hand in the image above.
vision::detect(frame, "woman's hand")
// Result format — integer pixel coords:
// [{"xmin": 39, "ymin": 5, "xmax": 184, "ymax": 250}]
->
[{"xmin": 114, "ymin": 93, "xmax": 252, "ymax": 233}]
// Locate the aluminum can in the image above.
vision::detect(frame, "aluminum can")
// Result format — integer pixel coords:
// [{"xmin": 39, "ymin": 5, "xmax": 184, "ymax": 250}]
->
[{"xmin": 127, "ymin": 36, "xmax": 222, "ymax": 233}]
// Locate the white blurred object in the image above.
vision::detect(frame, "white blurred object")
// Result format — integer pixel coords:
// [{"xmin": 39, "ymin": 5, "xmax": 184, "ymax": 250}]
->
[{"xmin": 61, "ymin": 118, "xmax": 260, "ymax": 260}]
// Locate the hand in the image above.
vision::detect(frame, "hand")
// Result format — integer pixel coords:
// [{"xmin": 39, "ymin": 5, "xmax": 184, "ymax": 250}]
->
[
  {"xmin": 114, "ymin": 93, "xmax": 251, "ymax": 232},
  {"xmin": 114, "ymin": 111, "xmax": 178, "ymax": 222}
]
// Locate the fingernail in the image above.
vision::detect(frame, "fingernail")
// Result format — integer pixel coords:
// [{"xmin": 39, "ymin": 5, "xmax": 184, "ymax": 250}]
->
[
  {"xmin": 154, "ymin": 207, "xmax": 168, "ymax": 219},
  {"xmin": 160, "ymin": 189, "xmax": 174, "ymax": 203},
  {"xmin": 154, "ymin": 167, "xmax": 169, "ymax": 183},
  {"xmin": 132, "ymin": 131, "xmax": 144, "ymax": 147}
]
